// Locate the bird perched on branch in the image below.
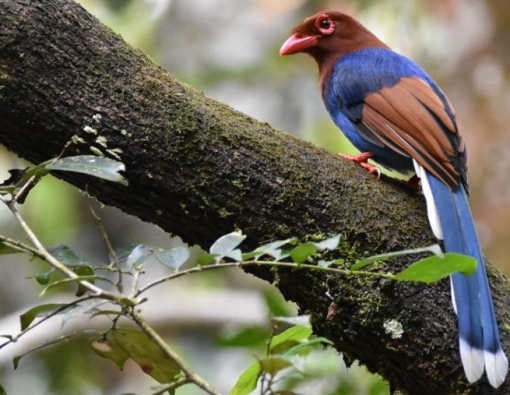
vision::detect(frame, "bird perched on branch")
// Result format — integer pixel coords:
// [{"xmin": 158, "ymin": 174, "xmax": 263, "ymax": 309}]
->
[{"xmin": 279, "ymin": 10, "xmax": 508, "ymax": 388}]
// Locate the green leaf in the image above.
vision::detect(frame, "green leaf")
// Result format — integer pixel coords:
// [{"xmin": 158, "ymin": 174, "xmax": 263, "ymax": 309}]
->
[
  {"xmin": 289, "ymin": 243, "xmax": 317, "ymax": 264},
  {"xmin": 110, "ymin": 243, "xmax": 141, "ymax": 264},
  {"xmin": 62, "ymin": 299, "xmax": 107, "ymax": 327},
  {"xmin": 127, "ymin": 245, "xmax": 152, "ymax": 267},
  {"xmin": 14, "ymin": 330, "xmax": 98, "ymax": 369},
  {"xmin": 350, "ymin": 244, "xmax": 443, "ymax": 271},
  {"xmin": 34, "ymin": 270, "xmax": 52, "ymax": 285},
  {"xmin": 197, "ymin": 253, "xmax": 219, "ymax": 266},
  {"xmin": 156, "ymin": 246, "xmax": 190, "ymax": 269},
  {"xmin": 282, "ymin": 337, "xmax": 333, "ymax": 357},
  {"xmin": 39, "ymin": 275, "xmax": 112, "ymax": 297},
  {"xmin": 263, "ymin": 289, "xmax": 296, "ymax": 317},
  {"xmin": 259, "ymin": 355, "xmax": 293, "ymax": 375},
  {"xmin": 20, "ymin": 303, "xmax": 68, "ymax": 331},
  {"xmin": 228, "ymin": 361, "xmax": 260, "ymax": 395},
  {"xmin": 47, "ymin": 155, "xmax": 128, "ymax": 185},
  {"xmin": 74, "ymin": 265, "xmax": 96, "ymax": 297},
  {"xmin": 269, "ymin": 325, "xmax": 312, "ymax": 351},
  {"xmin": 90, "ymin": 337, "xmax": 130, "ymax": 370},
  {"xmin": 112, "ymin": 328, "xmax": 181, "ymax": 383},
  {"xmin": 393, "ymin": 253, "xmax": 477, "ymax": 283},
  {"xmin": 270, "ymin": 340, "xmax": 301, "ymax": 355},
  {"xmin": 47, "ymin": 245, "xmax": 87, "ymax": 266},
  {"xmin": 216, "ymin": 326, "xmax": 270, "ymax": 348}
]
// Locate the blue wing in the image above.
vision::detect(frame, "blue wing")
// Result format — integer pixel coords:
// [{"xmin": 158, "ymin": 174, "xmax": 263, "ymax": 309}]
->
[{"xmin": 322, "ymin": 48, "xmax": 465, "ymax": 189}]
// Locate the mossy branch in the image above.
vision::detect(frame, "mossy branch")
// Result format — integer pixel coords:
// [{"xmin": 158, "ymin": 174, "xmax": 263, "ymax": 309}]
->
[{"xmin": 0, "ymin": 1, "xmax": 509, "ymax": 394}]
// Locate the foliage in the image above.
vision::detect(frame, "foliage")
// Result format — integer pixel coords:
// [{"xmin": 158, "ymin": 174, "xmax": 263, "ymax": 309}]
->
[{"xmin": 0, "ymin": 155, "xmax": 476, "ymax": 394}]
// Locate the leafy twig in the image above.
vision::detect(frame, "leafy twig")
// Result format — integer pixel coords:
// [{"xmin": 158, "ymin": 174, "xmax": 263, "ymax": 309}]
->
[{"xmin": 129, "ymin": 308, "xmax": 222, "ymax": 395}]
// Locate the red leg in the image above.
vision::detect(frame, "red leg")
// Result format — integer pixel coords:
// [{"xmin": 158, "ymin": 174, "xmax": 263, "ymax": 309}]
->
[{"xmin": 337, "ymin": 152, "xmax": 381, "ymax": 179}]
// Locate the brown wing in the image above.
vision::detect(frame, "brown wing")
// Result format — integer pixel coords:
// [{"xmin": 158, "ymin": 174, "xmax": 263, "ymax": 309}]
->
[{"xmin": 361, "ymin": 77, "xmax": 467, "ymax": 190}]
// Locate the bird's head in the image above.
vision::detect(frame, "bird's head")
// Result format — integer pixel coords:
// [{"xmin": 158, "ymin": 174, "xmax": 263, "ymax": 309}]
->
[{"xmin": 280, "ymin": 11, "xmax": 388, "ymax": 72}]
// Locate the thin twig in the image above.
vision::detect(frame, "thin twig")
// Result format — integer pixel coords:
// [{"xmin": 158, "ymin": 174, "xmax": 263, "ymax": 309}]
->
[
  {"xmin": 135, "ymin": 260, "xmax": 391, "ymax": 297},
  {"xmin": 150, "ymin": 377, "xmax": 192, "ymax": 395},
  {"xmin": 129, "ymin": 308, "xmax": 222, "ymax": 395},
  {"xmin": 0, "ymin": 295, "xmax": 101, "ymax": 350},
  {"xmin": 3, "ymin": 201, "xmax": 124, "ymax": 302},
  {"xmin": 87, "ymin": 197, "xmax": 123, "ymax": 292}
]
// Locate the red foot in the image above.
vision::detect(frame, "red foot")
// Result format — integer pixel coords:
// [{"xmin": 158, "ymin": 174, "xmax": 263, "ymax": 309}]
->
[{"xmin": 337, "ymin": 152, "xmax": 381, "ymax": 179}]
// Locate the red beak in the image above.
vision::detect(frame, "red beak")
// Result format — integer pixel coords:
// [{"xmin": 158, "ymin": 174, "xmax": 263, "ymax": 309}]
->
[{"xmin": 279, "ymin": 33, "xmax": 320, "ymax": 56}]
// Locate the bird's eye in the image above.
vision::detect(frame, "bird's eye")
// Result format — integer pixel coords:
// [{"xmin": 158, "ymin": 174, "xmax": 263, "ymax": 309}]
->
[
  {"xmin": 315, "ymin": 14, "xmax": 335, "ymax": 35},
  {"xmin": 320, "ymin": 19, "xmax": 330, "ymax": 29}
]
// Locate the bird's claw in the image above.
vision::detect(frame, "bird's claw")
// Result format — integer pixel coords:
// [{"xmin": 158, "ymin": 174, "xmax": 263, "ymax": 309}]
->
[{"xmin": 337, "ymin": 152, "xmax": 381, "ymax": 179}]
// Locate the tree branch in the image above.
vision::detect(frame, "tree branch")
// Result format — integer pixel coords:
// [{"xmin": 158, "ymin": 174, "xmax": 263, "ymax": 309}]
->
[{"xmin": 0, "ymin": 1, "xmax": 508, "ymax": 393}]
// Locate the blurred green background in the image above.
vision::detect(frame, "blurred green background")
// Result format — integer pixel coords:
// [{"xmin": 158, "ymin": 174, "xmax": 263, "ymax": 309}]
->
[{"xmin": 1, "ymin": 0, "xmax": 510, "ymax": 394}]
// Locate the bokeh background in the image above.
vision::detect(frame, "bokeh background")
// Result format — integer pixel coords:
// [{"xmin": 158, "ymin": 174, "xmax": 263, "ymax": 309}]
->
[{"xmin": 1, "ymin": 0, "xmax": 510, "ymax": 394}]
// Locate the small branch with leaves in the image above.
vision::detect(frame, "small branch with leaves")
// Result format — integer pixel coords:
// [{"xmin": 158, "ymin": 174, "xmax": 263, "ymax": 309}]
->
[{"xmin": 0, "ymin": 154, "xmax": 476, "ymax": 395}]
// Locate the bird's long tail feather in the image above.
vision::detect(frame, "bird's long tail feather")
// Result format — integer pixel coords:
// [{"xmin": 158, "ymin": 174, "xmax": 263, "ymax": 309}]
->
[{"xmin": 415, "ymin": 161, "xmax": 508, "ymax": 388}]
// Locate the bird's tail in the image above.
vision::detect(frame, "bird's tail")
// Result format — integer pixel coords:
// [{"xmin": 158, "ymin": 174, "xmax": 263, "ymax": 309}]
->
[{"xmin": 416, "ymin": 162, "xmax": 508, "ymax": 388}]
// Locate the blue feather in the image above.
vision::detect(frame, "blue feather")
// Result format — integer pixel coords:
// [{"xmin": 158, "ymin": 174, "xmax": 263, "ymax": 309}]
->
[{"xmin": 425, "ymin": 171, "xmax": 507, "ymax": 386}]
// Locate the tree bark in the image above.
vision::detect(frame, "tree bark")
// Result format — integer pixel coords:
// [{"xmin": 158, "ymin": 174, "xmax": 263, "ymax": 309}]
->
[{"xmin": 0, "ymin": 1, "xmax": 509, "ymax": 394}]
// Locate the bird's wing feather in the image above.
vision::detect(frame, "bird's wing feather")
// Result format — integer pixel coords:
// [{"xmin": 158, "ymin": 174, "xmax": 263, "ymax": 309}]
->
[{"xmin": 361, "ymin": 77, "xmax": 464, "ymax": 189}]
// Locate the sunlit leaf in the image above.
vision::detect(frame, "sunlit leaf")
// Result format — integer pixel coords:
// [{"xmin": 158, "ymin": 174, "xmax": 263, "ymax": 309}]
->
[
  {"xmin": 210, "ymin": 231, "xmax": 246, "ymax": 257},
  {"xmin": 127, "ymin": 245, "xmax": 152, "ymax": 267},
  {"xmin": 156, "ymin": 246, "xmax": 190, "ymax": 269},
  {"xmin": 312, "ymin": 234, "xmax": 341, "ymax": 250},
  {"xmin": 20, "ymin": 303, "xmax": 68, "ymax": 331},
  {"xmin": 243, "ymin": 238, "xmax": 296, "ymax": 260},
  {"xmin": 290, "ymin": 243, "xmax": 317, "ymax": 264},
  {"xmin": 350, "ymin": 244, "xmax": 443, "ymax": 271},
  {"xmin": 393, "ymin": 253, "xmax": 476, "ymax": 283},
  {"xmin": 228, "ymin": 361, "xmax": 260, "ymax": 395},
  {"xmin": 47, "ymin": 155, "xmax": 127, "ymax": 185},
  {"xmin": 112, "ymin": 328, "xmax": 181, "ymax": 383},
  {"xmin": 110, "ymin": 243, "xmax": 140, "ymax": 264},
  {"xmin": 269, "ymin": 325, "xmax": 312, "ymax": 351}
]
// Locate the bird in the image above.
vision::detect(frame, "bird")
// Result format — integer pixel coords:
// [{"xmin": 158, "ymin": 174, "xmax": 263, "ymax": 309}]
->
[{"xmin": 279, "ymin": 11, "xmax": 508, "ymax": 388}]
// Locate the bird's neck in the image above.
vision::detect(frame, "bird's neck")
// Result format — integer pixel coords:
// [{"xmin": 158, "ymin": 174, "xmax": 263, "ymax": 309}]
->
[{"xmin": 314, "ymin": 35, "xmax": 390, "ymax": 92}]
